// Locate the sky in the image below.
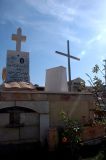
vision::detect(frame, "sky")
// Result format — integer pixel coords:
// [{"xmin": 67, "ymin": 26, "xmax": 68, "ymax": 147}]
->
[{"xmin": 0, "ymin": 0, "xmax": 106, "ymax": 86}]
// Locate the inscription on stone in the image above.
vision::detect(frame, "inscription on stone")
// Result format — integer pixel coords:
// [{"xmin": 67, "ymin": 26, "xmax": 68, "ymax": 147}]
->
[{"xmin": 6, "ymin": 51, "xmax": 29, "ymax": 82}]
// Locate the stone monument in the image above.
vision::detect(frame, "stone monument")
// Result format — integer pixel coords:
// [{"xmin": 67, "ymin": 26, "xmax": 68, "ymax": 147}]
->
[
  {"xmin": 45, "ymin": 66, "xmax": 68, "ymax": 92},
  {"xmin": 6, "ymin": 28, "xmax": 30, "ymax": 82}
]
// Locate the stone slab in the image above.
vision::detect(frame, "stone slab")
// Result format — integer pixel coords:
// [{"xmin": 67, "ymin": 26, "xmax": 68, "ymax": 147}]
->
[{"xmin": 6, "ymin": 50, "xmax": 29, "ymax": 82}]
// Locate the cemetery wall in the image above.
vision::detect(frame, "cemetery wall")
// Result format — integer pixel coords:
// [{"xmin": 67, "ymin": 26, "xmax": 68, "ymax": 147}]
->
[
  {"xmin": 47, "ymin": 93, "xmax": 95, "ymax": 127},
  {"xmin": 0, "ymin": 91, "xmax": 95, "ymax": 126}
]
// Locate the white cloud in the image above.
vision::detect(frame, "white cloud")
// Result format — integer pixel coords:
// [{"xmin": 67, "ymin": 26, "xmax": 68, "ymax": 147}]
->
[
  {"xmin": 2, "ymin": 0, "xmax": 106, "ymax": 59},
  {"xmin": 23, "ymin": 0, "xmax": 106, "ymax": 44},
  {"xmin": 25, "ymin": 0, "xmax": 77, "ymax": 22},
  {"xmin": 58, "ymin": 27, "xmax": 81, "ymax": 44},
  {"xmin": 79, "ymin": 26, "xmax": 106, "ymax": 59}
]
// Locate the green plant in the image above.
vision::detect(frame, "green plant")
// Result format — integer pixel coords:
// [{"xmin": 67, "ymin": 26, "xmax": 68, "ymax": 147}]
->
[
  {"xmin": 60, "ymin": 111, "xmax": 82, "ymax": 144},
  {"xmin": 86, "ymin": 63, "xmax": 106, "ymax": 92}
]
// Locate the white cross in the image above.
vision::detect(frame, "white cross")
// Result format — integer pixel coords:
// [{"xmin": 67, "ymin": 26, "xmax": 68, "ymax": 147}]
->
[{"xmin": 12, "ymin": 28, "xmax": 26, "ymax": 52}]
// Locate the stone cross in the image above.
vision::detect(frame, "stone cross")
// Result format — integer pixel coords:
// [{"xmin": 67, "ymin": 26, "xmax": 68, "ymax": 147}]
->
[
  {"xmin": 55, "ymin": 40, "xmax": 80, "ymax": 91},
  {"xmin": 6, "ymin": 28, "xmax": 30, "ymax": 82},
  {"xmin": 12, "ymin": 27, "xmax": 26, "ymax": 52}
]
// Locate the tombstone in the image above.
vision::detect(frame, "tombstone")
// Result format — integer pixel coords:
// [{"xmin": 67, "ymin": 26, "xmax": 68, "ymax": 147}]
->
[
  {"xmin": 45, "ymin": 66, "xmax": 68, "ymax": 92},
  {"xmin": 6, "ymin": 28, "xmax": 30, "ymax": 82}
]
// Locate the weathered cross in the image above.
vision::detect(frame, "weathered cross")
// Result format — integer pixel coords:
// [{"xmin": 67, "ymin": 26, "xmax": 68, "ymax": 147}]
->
[
  {"xmin": 12, "ymin": 27, "xmax": 26, "ymax": 52},
  {"xmin": 55, "ymin": 40, "xmax": 80, "ymax": 91}
]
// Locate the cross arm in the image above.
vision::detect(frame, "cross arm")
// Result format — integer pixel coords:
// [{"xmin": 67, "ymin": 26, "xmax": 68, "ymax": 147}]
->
[
  {"xmin": 12, "ymin": 34, "xmax": 26, "ymax": 42},
  {"xmin": 55, "ymin": 51, "xmax": 68, "ymax": 57},
  {"xmin": 70, "ymin": 55, "xmax": 80, "ymax": 61},
  {"xmin": 55, "ymin": 51, "xmax": 80, "ymax": 61}
]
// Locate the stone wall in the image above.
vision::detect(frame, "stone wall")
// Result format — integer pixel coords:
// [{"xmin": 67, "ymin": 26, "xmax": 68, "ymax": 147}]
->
[
  {"xmin": 0, "ymin": 91, "xmax": 95, "ymax": 144},
  {"xmin": 47, "ymin": 93, "xmax": 95, "ymax": 127}
]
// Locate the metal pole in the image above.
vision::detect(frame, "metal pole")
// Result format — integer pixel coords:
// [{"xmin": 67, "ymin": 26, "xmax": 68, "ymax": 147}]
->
[
  {"xmin": 67, "ymin": 40, "xmax": 71, "ymax": 91},
  {"xmin": 103, "ymin": 59, "xmax": 106, "ymax": 86}
]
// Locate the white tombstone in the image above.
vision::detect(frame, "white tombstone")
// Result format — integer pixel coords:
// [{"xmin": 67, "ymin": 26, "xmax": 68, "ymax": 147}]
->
[
  {"xmin": 6, "ymin": 50, "xmax": 29, "ymax": 82},
  {"xmin": 45, "ymin": 66, "xmax": 68, "ymax": 92},
  {"xmin": 6, "ymin": 28, "xmax": 30, "ymax": 82}
]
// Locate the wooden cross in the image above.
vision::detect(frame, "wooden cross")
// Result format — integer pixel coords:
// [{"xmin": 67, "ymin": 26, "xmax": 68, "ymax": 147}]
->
[
  {"xmin": 12, "ymin": 27, "xmax": 26, "ymax": 52},
  {"xmin": 55, "ymin": 40, "xmax": 80, "ymax": 91}
]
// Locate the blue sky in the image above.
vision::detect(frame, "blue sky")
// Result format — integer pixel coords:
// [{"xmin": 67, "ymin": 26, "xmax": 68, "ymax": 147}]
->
[{"xmin": 0, "ymin": 0, "xmax": 106, "ymax": 86}]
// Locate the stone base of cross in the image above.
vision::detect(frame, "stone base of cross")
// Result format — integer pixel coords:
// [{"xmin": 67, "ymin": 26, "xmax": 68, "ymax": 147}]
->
[{"xmin": 67, "ymin": 81, "xmax": 72, "ymax": 91}]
